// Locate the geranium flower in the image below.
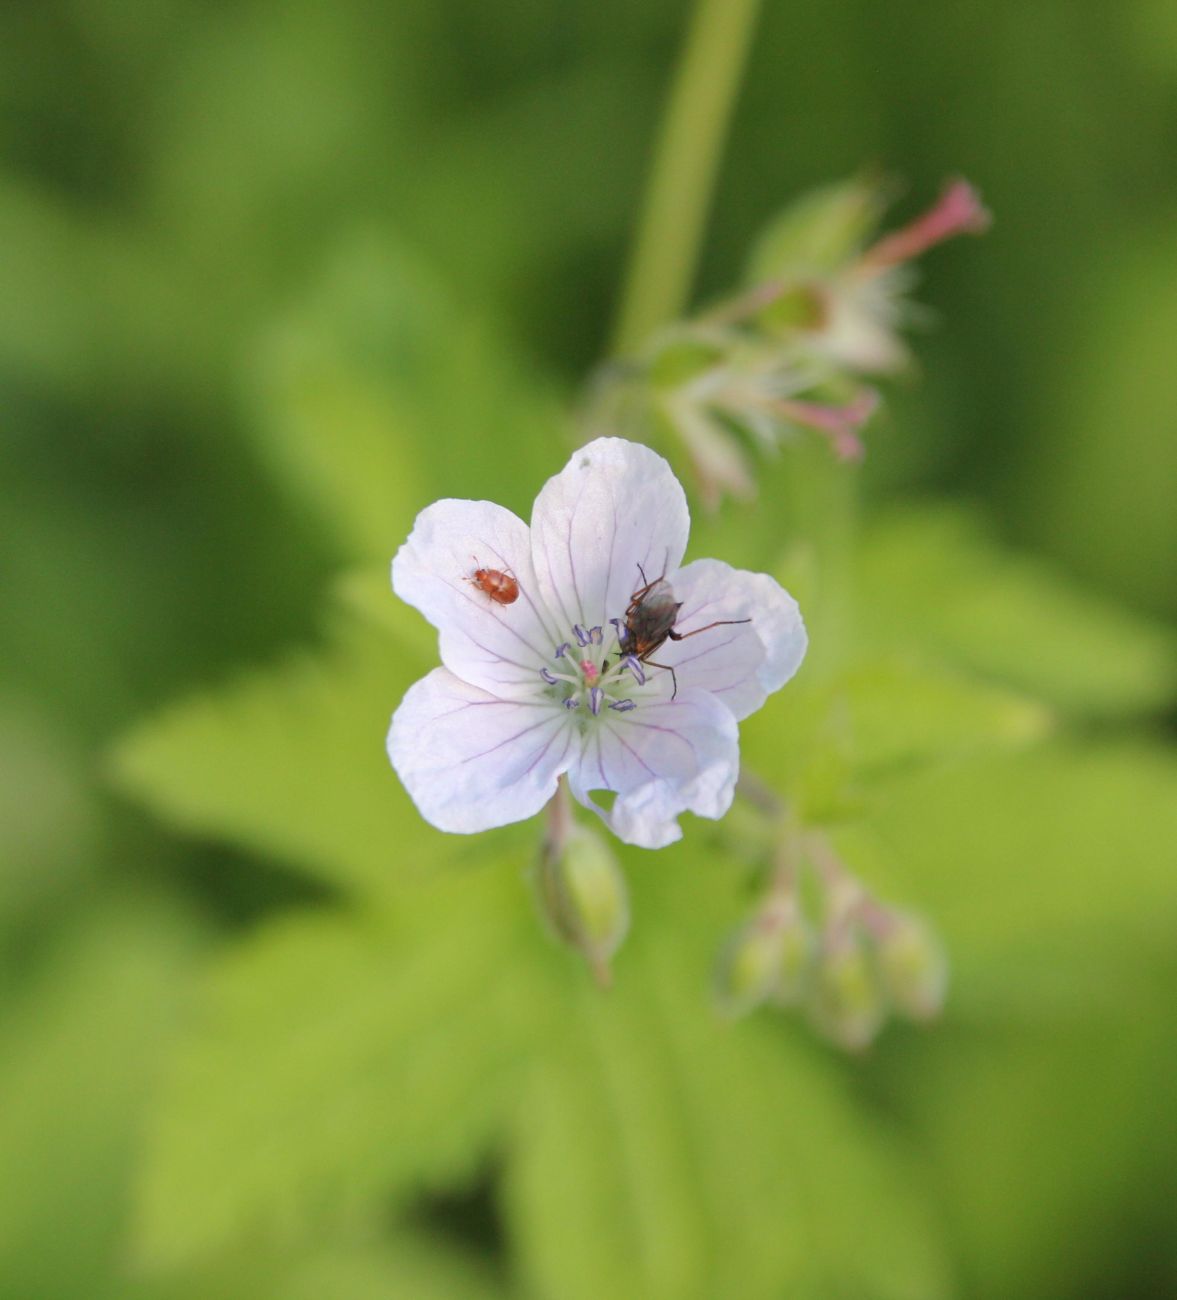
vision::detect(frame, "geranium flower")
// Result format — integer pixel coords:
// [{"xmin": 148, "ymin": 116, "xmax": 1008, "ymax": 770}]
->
[{"xmin": 388, "ymin": 438, "xmax": 806, "ymax": 849}]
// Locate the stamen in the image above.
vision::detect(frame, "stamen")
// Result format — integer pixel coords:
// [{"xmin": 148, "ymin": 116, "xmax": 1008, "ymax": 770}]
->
[
  {"xmin": 589, "ymin": 626, "xmax": 604, "ymax": 645},
  {"xmin": 573, "ymin": 624, "xmax": 591, "ymax": 647},
  {"xmin": 622, "ymin": 655, "xmax": 646, "ymax": 686},
  {"xmin": 540, "ymin": 667, "xmax": 559, "ymax": 685},
  {"xmin": 554, "ymin": 642, "xmax": 571, "ymax": 659},
  {"xmin": 588, "ymin": 687, "xmax": 604, "ymax": 715},
  {"xmin": 581, "ymin": 659, "xmax": 600, "ymax": 684},
  {"xmin": 609, "ymin": 699, "xmax": 636, "ymax": 712},
  {"xmin": 610, "ymin": 618, "xmax": 629, "ymax": 647},
  {"xmin": 563, "ymin": 697, "xmax": 580, "ymax": 710}
]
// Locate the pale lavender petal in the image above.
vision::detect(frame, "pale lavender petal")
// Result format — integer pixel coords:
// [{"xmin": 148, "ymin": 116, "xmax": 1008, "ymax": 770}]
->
[
  {"xmin": 529, "ymin": 437, "xmax": 690, "ymax": 634},
  {"xmin": 388, "ymin": 668, "xmax": 576, "ymax": 834},
  {"xmin": 567, "ymin": 687, "xmax": 739, "ymax": 849},
  {"xmin": 660, "ymin": 559, "xmax": 807, "ymax": 721},
  {"xmin": 392, "ymin": 499, "xmax": 560, "ymax": 698}
]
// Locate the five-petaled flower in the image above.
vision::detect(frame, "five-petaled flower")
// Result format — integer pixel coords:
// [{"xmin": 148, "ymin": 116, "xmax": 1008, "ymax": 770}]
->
[{"xmin": 388, "ymin": 438, "xmax": 807, "ymax": 849}]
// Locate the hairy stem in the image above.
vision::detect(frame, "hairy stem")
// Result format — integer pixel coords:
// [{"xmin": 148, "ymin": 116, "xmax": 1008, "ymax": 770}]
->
[
  {"xmin": 543, "ymin": 773, "xmax": 574, "ymax": 861},
  {"xmin": 611, "ymin": 0, "xmax": 764, "ymax": 355}
]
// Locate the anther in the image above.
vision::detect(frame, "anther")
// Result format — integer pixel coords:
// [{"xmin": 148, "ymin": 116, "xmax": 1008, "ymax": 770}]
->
[
  {"xmin": 588, "ymin": 687, "xmax": 604, "ymax": 715},
  {"xmin": 622, "ymin": 655, "xmax": 646, "ymax": 686},
  {"xmin": 608, "ymin": 699, "xmax": 636, "ymax": 712},
  {"xmin": 573, "ymin": 625, "xmax": 591, "ymax": 647},
  {"xmin": 563, "ymin": 697, "xmax": 580, "ymax": 710},
  {"xmin": 589, "ymin": 626, "xmax": 604, "ymax": 645},
  {"xmin": 540, "ymin": 667, "xmax": 559, "ymax": 685},
  {"xmin": 609, "ymin": 618, "xmax": 628, "ymax": 646},
  {"xmin": 555, "ymin": 642, "xmax": 571, "ymax": 659}
]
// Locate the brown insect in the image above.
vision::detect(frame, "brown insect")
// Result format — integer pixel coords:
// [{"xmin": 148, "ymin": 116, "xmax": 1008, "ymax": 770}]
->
[
  {"xmin": 467, "ymin": 559, "xmax": 519, "ymax": 605},
  {"xmin": 622, "ymin": 564, "xmax": 750, "ymax": 699}
]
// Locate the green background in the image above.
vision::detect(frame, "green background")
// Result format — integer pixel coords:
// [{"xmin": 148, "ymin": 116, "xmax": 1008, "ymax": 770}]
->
[{"xmin": 2, "ymin": 2, "xmax": 1174, "ymax": 1298}]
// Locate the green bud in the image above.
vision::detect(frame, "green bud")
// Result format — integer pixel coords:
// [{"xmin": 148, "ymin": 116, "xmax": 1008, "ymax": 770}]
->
[
  {"xmin": 877, "ymin": 914, "xmax": 948, "ymax": 1022},
  {"xmin": 809, "ymin": 931, "xmax": 886, "ymax": 1051},
  {"xmin": 772, "ymin": 906, "xmax": 818, "ymax": 1006},
  {"xmin": 748, "ymin": 177, "xmax": 885, "ymax": 282},
  {"xmin": 645, "ymin": 334, "xmax": 726, "ymax": 389},
  {"xmin": 713, "ymin": 901, "xmax": 794, "ymax": 1018},
  {"xmin": 535, "ymin": 825, "xmax": 629, "ymax": 985}
]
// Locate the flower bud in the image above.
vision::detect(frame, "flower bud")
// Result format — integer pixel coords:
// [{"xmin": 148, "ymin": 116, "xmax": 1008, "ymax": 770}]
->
[
  {"xmin": 809, "ymin": 930, "xmax": 886, "ymax": 1051},
  {"xmin": 771, "ymin": 905, "xmax": 818, "ymax": 1006},
  {"xmin": 713, "ymin": 895, "xmax": 812, "ymax": 1017},
  {"xmin": 877, "ymin": 913, "xmax": 948, "ymax": 1022},
  {"xmin": 534, "ymin": 824, "xmax": 629, "ymax": 985},
  {"xmin": 749, "ymin": 177, "xmax": 883, "ymax": 282},
  {"xmin": 713, "ymin": 914, "xmax": 782, "ymax": 1017}
]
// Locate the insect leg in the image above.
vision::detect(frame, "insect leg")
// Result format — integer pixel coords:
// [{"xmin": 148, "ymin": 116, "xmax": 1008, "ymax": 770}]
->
[
  {"xmin": 642, "ymin": 658, "xmax": 678, "ymax": 700},
  {"xmin": 667, "ymin": 618, "xmax": 752, "ymax": 641}
]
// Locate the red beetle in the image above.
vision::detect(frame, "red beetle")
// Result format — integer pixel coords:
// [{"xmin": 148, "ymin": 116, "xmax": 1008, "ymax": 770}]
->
[{"xmin": 467, "ymin": 561, "xmax": 519, "ymax": 605}]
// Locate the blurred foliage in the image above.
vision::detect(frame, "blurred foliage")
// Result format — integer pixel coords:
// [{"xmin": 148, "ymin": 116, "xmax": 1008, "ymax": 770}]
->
[{"xmin": 2, "ymin": 1, "xmax": 1176, "ymax": 1298}]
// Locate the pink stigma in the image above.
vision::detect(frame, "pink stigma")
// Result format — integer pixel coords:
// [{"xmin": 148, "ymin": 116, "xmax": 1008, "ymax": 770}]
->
[
  {"xmin": 581, "ymin": 660, "xmax": 600, "ymax": 684},
  {"xmin": 862, "ymin": 179, "xmax": 991, "ymax": 270}
]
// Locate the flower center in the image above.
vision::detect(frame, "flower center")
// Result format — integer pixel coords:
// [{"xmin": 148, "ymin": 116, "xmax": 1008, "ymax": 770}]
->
[{"xmin": 538, "ymin": 622, "xmax": 650, "ymax": 716}]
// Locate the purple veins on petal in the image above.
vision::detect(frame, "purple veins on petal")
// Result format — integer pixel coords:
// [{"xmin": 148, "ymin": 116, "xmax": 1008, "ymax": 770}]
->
[{"xmin": 588, "ymin": 687, "xmax": 604, "ymax": 715}]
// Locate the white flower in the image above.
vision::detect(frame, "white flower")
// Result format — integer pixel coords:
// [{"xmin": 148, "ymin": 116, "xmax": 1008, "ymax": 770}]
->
[{"xmin": 388, "ymin": 438, "xmax": 807, "ymax": 849}]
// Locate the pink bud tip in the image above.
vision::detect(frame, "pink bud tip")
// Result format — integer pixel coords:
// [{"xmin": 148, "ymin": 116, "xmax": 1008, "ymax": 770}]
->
[
  {"xmin": 776, "ymin": 388, "xmax": 879, "ymax": 462},
  {"xmin": 863, "ymin": 178, "xmax": 992, "ymax": 270}
]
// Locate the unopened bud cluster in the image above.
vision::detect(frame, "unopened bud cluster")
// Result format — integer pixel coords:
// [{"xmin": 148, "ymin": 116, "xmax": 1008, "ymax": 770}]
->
[
  {"xmin": 587, "ymin": 176, "xmax": 989, "ymax": 507},
  {"xmin": 714, "ymin": 842, "xmax": 947, "ymax": 1050}
]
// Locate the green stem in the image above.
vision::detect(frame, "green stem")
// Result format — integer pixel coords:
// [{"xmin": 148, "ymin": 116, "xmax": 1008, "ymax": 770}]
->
[{"xmin": 611, "ymin": 0, "xmax": 764, "ymax": 355}]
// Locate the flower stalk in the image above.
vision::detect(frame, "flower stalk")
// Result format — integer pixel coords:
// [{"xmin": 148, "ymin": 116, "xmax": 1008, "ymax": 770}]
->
[{"xmin": 612, "ymin": 0, "xmax": 764, "ymax": 353}]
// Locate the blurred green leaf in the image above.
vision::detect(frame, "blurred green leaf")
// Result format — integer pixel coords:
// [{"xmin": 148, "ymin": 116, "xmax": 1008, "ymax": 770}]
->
[
  {"xmin": 0, "ymin": 178, "xmax": 216, "ymax": 402},
  {"xmin": 860, "ymin": 506, "xmax": 1176, "ymax": 717},
  {"xmin": 0, "ymin": 894, "xmax": 204, "ymax": 1299},
  {"xmin": 839, "ymin": 654, "xmax": 1052, "ymax": 772},
  {"xmin": 747, "ymin": 176, "xmax": 882, "ymax": 281},
  {"xmin": 845, "ymin": 741, "xmax": 1177, "ymax": 1009},
  {"xmin": 130, "ymin": 842, "xmax": 953, "ymax": 1298},
  {"xmin": 133, "ymin": 870, "xmax": 548, "ymax": 1268},
  {"xmin": 0, "ymin": 695, "xmax": 100, "ymax": 943},
  {"xmin": 247, "ymin": 234, "xmax": 567, "ymax": 562},
  {"xmin": 1018, "ymin": 230, "xmax": 1177, "ymax": 620},
  {"xmin": 507, "ymin": 938, "xmax": 952, "ymax": 1300},
  {"xmin": 109, "ymin": 606, "xmax": 436, "ymax": 898},
  {"xmin": 879, "ymin": 968, "xmax": 1177, "ymax": 1300},
  {"xmin": 144, "ymin": 1237, "xmax": 510, "ymax": 1300}
]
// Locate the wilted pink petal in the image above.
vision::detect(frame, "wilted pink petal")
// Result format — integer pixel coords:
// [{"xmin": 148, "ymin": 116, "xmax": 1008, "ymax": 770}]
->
[
  {"xmin": 775, "ymin": 388, "xmax": 880, "ymax": 461},
  {"xmin": 862, "ymin": 179, "xmax": 991, "ymax": 271}
]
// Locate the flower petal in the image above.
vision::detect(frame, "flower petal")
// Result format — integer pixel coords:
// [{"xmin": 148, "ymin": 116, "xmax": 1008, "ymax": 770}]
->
[
  {"xmin": 661, "ymin": 559, "xmax": 807, "ymax": 721},
  {"xmin": 567, "ymin": 686, "xmax": 739, "ymax": 849},
  {"xmin": 529, "ymin": 437, "xmax": 690, "ymax": 634},
  {"xmin": 392, "ymin": 499, "xmax": 560, "ymax": 697},
  {"xmin": 388, "ymin": 667, "xmax": 575, "ymax": 834}
]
